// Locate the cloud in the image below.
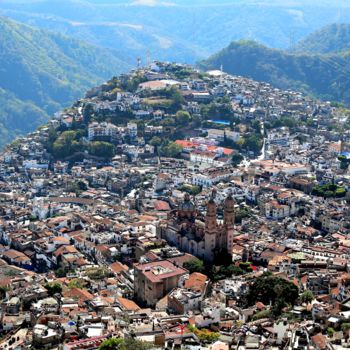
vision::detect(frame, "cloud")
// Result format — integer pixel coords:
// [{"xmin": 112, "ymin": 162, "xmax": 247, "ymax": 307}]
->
[{"xmin": 130, "ymin": 0, "xmax": 176, "ymax": 6}]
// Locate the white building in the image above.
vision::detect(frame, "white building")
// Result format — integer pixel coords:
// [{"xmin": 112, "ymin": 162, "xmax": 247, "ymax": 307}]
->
[
  {"xmin": 207, "ymin": 128, "xmax": 240, "ymax": 142},
  {"xmin": 127, "ymin": 122, "xmax": 138, "ymax": 138},
  {"xmin": 192, "ymin": 168, "xmax": 232, "ymax": 187},
  {"xmin": 88, "ymin": 122, "xmax": 119, "ymax": 142}
]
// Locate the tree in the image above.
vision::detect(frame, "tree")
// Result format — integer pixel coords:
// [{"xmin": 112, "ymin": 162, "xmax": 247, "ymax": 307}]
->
[
  {"xmin": 209, "ymin": 264, "xmax": 244, "ymax": 282},
  {"xmin": 235, "ymin": 208, "xmax": 251, "ymax": 223},
  {"xmin": 335, "ymin": 187, "xmax": 347, "ymax": 197},
  {"xmin": 327, "ymin": 327, "xmax": 335, "ymax": 338},
  {"xmin": 83, "ymin": 103, "xmax": 94, "ymax": 124},
  {"xmin": 99, "ymin": 338, "xmax": 151, "ymax": 350},
  {"xmin": 55, "ymin": 267, "xmax": 67, "ymax": 278},
  {"xmin": 53, "ymin": 130, "xmax": 79, "ymax": 158},
  {"xmin": 89, "ymin": 141, "xmax": 115, "ymax": 159},
  {"xmin": 99, "ymin": 338, "xmax": 124, "ymax": 350},
  {"xmin": 45, "ymin": 282, "xmax": 62, "ymax": 296},
  {"xmin": 183, "ymin": 258, "xmax": 205, "ymax": 274},
  {"xmin": 245, "ymin": 273, "xmax": 299, "ymax": 315},
  {"xmin": 160, "ymin": 142, "xmax": 183, "ymax": 157},
  {"xmin": 231, "ymin": 153, "xmax": 243, "ymax": 166},
  {"xmin": 149, "ymin": 136, "xmax": 162, "ymax": 147},
  {"xmin": 244, "ymin": 134, "xmax": 263, "ymax": 153},
  {"xmin": 0, "ymin": 285, "xmax": 8, "ymax": 299},
  {"xmin": 169, "ymin": 86, "xmax": 184, "ymax": 111},
  {"xmin": 341, "ymin": 323, "xmax": 350, "ymax": 332},
  {"xmin": 179, "ymin": 184, "xmax": 202, "ymax": 196},
  {"xmin": 187, "ymin": 325, "xmax": 220, "ymax": 343},
  {"xmin": 252, "ymin": 309, "xmax": 271, "ymax": 321},
  {"xmin": 175, "ymin": 110, "xmax": 191, "ymax": 125},
  {"xmin": 301, "ymin": 290, "xmax": 314, "ymax": 304}
]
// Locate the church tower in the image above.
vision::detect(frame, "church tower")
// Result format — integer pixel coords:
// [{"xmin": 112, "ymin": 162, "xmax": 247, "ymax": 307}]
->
[
  {"xmin": 204, "ymin": 191, "xmax": 218, "ymax": 262},
  {"xmin": 223, "ymin": 193, "xmax": 235, "ymax": 257},
  {"xmin": 223, "ymin": 193, "xmax": 235, "ymax": 229}
]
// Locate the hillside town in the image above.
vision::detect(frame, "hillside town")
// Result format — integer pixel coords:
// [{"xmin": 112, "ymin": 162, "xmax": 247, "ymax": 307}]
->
[{"xmin": 1, "ymin": 62, "xmax": 350, "ymax": 350}]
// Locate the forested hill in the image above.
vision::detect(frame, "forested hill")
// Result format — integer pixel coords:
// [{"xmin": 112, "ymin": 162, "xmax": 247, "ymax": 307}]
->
[
  {"xmin": 295, "ymin": 23, "xmax": 350, "ymax": 54},
  {"xmin": 199, "ymin": 40, "xmax": 350, "ymax": 106},
  {"xmin": 0, "ymin": 16, "xmax": 128, "ymax": 147}
]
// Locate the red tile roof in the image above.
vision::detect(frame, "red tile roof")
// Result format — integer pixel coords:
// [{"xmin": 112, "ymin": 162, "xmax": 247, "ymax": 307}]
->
[{"xmin": 184, "ymin": 272, "xmax": 208, "ymax": 293}]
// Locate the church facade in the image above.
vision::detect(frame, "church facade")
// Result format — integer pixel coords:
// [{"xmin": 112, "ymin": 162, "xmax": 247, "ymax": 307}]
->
[{"xmin": 161, "ymin": 192, "xmax": 235, "ymax": 263}]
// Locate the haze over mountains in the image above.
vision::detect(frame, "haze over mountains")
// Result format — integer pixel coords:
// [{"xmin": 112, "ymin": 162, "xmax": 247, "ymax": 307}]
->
[
  {"xmin": 1, "ymin": 0, "xmax": 350, "ymax": 146},
  {"xmin": 2, "ymin": 0, "xmax": 350, "ymax": 63}
]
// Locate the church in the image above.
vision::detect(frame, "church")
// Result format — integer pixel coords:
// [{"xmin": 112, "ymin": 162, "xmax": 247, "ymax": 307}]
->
[{"xmin": 161, "ymin": 191, "xmax": 236, "ymax": 263}]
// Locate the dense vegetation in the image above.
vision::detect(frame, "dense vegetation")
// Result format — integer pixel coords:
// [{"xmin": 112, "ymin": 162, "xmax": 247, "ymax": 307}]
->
[
  {"xmin": 245, "ymin": 273, "xmax": 299, "ymax": 316},
  {"xmin": 312, "ymin": 183, "xmax": 347, "ymax": 198},
  {"xmin": 200, "ymin": 40, "xmax": 350, "ymax": 106},
  {"xmin": 295, "ymin": 23, "xmax": 350, "ymax": 54},
  {"xmin": 0, "ymin": 16, "xmax": 128, "ymax": 148}
]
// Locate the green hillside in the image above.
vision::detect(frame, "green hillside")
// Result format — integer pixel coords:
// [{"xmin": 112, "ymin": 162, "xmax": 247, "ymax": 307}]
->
[
  {"xmin": 200, "ymin": 40, "xmax": 350, "ymax": 105},
  {"xmin": 3, "ymin": 0, "xmax": 350, "ymax": 64},
  {"xmin": 0, "ymin": 16, "xmax": 128, "ymax": 148},
  {"xmin": 295, "ymin": 23, "xmax": 350, "ymax": 54}
]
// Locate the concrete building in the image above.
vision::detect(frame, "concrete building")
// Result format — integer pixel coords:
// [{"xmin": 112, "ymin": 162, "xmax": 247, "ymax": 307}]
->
[{"xmin": 134, "ymin": 260, "xmax": 187, "ymax": 307}]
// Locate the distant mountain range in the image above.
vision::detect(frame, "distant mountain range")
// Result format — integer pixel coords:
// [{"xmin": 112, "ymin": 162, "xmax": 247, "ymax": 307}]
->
[
  {"xmin": 0, "ymin": 16, "xmax": 129, "ymax": 147},
  {"xmin": 200, "ymin": 25, "xmax": 350, "ymax": 106},
  {"xmin": 2, "ymin": 0, "xmax": 350, "ymax": 64},
  {"xmin": 2, "ymin": 0, "xmax": 350, "ymax": 146}
]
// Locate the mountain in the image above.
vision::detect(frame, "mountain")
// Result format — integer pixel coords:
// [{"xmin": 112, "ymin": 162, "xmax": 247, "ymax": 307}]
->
[
  {"xmin": 295, "ymin": 23, "xmax": 350, "ymax": 54},
  {"xmin": 199, "ymin": 40, "xmax": 350, "ymax": 105},
  {"xmin": 2, "ymin": 0, "xmax": 350, "ymax": 64},
  {"xmin": 0, "ymin": 16, "xmax": 128, "ymax": 148}
]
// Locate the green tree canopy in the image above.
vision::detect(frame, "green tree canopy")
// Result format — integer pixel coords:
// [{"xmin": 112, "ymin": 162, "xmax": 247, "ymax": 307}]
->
[
  {"xmin": 45, "ymin": 282, "xmax": 62, "ymax": 296},
  {"xmin": 99, "ymin": 338, "xmax": 152, "ymax": 350},
  {"xmin": 160, "ymin": 142, "xmax": 183, "ymax": 157},
  {"xmin": 53, "ymin": 130, "xmax": 80, "ymax": 158},
  {"xmin": 301, "ymin": 290, "xmax": 314, "ymax": 304},
  {"xmin": 89, "ymin": 141, "xmax": 115, "ymax": 159},
  {"xmin": 245, "ymin": 273, "xmax": 299, "ymax": 315},
  {"xmin": 175, "ymin": 110, "xmax": 191, "ymax": 125},
  {"xmin": 183, "ymin": 258, "xmax": 205, "ymax": 274},
  {"xmin": 149, "ymin": 136, "xmax": 162, "ymax": 146}
]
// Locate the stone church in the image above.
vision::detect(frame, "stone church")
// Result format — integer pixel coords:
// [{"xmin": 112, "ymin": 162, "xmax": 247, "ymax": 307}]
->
[{"xmin": 161, "ymin": 191, "xmax": 235, "ymax": 263}]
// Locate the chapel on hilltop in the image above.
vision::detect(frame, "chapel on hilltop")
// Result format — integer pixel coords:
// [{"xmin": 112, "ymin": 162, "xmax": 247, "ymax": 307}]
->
[{"xmin": 161, "ymin": 191, "xmax": 236, "ymax": 263}]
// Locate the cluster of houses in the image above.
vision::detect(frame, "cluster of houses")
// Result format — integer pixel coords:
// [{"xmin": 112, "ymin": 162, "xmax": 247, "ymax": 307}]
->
[{"xmin": 1, "ymin": 63, "xmax": 350, "ymax": 349}]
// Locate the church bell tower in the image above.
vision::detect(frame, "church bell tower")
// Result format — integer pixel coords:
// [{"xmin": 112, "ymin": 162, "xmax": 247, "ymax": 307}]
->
[{"xmin": 204, "ymin": 190, "xmax": 218, "ymax": 262}]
